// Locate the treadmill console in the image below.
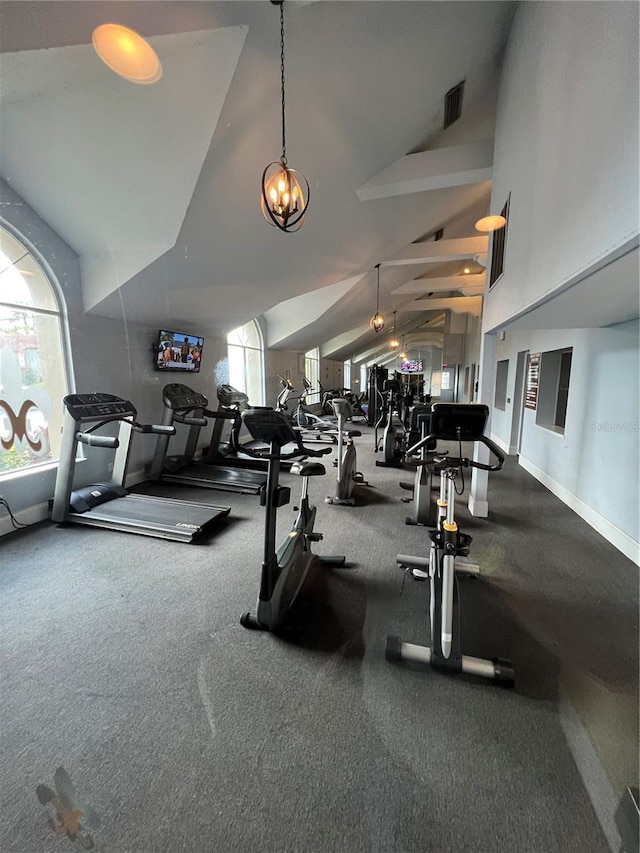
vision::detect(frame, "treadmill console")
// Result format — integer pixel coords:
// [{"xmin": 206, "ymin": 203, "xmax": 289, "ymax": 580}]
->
[
  {"xmin": 163, "ymin": 383, "xmax": 209, "ymax": 411},
  {"xmin": 63, "ymin": 393, "xmax": 136, "ymax": 422},
  {"xmin": 217, "ymin": 384, "xmax": 250, "ymax": 407}
]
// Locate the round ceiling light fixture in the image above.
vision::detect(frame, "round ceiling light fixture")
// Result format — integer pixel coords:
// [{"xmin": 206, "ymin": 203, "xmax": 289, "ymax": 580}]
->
[
  {"xmin": 474, "ymin": 215, "xmax": 507, "ymax": 233},
  {"xmin": 92, "ymin": 24, "xmax": 163, "ymax": 84}
]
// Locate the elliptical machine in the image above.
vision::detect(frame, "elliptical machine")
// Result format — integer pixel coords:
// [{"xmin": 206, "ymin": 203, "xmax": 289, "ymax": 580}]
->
[
  {"xmin": 239, "ymin": 408, "xmax": 346, "ymax": 632},
  {"xmin": 375, "ymin": 378, "xmax": 405, "ymax": 467},
  {"xmin": 325, "ymin": 398, "xmax": 367, "ymax": 506},
  {"xmin": 385, "ymin": 403, "xmax": 514, "ymax": 686}
]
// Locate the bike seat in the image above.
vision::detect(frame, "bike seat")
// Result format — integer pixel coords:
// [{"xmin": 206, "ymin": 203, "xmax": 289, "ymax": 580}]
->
[{"xmin": 290, "ymin": 460, "xmax": 326, "ymax": 477}]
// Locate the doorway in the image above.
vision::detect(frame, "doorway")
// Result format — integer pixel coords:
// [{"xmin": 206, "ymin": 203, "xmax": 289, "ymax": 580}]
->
[{"xmin": 510, "ymin": 350, "xmax": 528, "ymax": 454}]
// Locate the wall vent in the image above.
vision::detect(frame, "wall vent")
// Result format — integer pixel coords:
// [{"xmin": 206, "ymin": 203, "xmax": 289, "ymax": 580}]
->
[{"xmin": 444, "ymin": 81, "xmax": 464, "ymax": 129}]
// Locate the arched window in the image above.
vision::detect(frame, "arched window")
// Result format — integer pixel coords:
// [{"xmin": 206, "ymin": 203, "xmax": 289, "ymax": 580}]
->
[
  {"xmin": 227, "ymin": 320, "xmax": 265, "ymax": 405},
  {"xmin": 343, "ymin": 359, "xmax": 352, "ymax": 392},
  {"xmin": 0, "ymin": 224, "xmax": 71, "ymax": 476},
  {"xmin": 304, "ymin": 348, "xmax": 320, "ymax": 404}
]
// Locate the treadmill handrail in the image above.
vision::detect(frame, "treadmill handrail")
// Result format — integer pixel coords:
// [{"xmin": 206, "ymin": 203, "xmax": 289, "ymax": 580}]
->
[
  {"xmin": 173, "ymin": 411, "xmax": 208, "ymax": 427},
  {"xmin": 131, "ymin": 421, "xmax": 176, "ymax": 436},
  {"xmin": 76, "ymin": 432, "xmax": 119, "ymax": 448}
]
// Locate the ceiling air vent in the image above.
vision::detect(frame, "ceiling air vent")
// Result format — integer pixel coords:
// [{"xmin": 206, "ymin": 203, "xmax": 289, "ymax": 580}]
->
[{"xmin": 444, "ymin": 81, "xmax": 464, "ymax": 129}]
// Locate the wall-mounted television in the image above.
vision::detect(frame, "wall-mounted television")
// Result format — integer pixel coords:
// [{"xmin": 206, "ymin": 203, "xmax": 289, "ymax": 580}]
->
[
  {"xmin": 155, "ymin": 329, "xmax": 204, "ymax": 373},
  {"xmin": 400, "ymin": 359, "xmax": 423, "ymax": 374}
]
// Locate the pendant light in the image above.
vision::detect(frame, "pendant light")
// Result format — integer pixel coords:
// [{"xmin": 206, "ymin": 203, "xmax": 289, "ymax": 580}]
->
[
  {"xmin": 370, "ymin": 264, "xmax": 385, "ymax": 333},
  {"xmin": 261, "ymin": 0, "xmax": 310, "ymax": 232},
  {"xmin": 399, "ymin": 336, "xmax": 406, "ymax": 360},
  {"xmin": 389, "ymin": 311, "xmax": 399, "ymax": 350}
]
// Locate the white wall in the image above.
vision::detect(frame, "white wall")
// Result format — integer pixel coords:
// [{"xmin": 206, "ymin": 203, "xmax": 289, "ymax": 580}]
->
[
  {"xmin": 484, "ymin": 1, "xmax": 639, "ymax": 331},
  {"xmin": 490, "ymin": 321, "xmax": 639, "ymax": 560}
]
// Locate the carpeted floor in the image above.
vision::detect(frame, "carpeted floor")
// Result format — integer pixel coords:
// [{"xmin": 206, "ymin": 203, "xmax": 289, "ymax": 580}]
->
[{"xmin": 1, "ymin": 424, "xmax": 637, "ymax": 852}]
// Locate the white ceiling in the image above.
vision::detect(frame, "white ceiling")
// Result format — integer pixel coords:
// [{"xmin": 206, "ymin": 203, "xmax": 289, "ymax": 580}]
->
[{"xmin": 5, "ymin": 1, "xmax": 628, "ymax": 366}]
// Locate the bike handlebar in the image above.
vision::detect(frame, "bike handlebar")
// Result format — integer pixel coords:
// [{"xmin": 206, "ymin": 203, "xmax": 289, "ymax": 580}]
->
[{"xmin": 407, "ymin": 432, "xmax": 504, "ymax": 471}]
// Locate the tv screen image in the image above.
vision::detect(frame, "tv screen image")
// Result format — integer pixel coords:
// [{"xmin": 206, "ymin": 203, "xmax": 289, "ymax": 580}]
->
[
  {"xmin": 400, "ymin": 359, "xmax": 423, "ymax": 374},
  {"xmin": 155, "ymin": 330, "xmax": 204, "ymax": 373}
]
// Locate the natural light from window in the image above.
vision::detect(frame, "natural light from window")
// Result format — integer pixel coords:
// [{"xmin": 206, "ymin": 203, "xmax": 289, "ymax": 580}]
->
[
  {"xmin": 0, "ymin": 225, "xmax": 70, "ymax": 477},
  {"xmin": 227, "ymin": 320, "xmax": 265, "ymax": 406}
]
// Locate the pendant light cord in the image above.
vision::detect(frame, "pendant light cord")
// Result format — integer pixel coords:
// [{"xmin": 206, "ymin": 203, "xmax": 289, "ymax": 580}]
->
[{"xmin": 280, "ymin": 2, "xmax": 287, "ymax": 164}]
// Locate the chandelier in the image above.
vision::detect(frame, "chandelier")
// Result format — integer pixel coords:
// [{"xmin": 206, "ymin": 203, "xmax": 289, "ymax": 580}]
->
[
  {"xmin": 370, "ymin": 264, "xmax": 385, "ymax": 333},
  {"xmin": 260, "ymin": 1, "xmax": 310, "ymax": 232}
]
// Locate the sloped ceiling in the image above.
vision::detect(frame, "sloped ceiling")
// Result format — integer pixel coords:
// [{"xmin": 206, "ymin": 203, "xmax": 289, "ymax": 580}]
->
[{"xmin": 0, "ymin": 0, "xmax": 520, "ymax": 363}]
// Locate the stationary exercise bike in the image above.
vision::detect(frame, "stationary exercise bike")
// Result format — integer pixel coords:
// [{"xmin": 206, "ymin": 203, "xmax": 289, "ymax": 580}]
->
[
  {"xmin": 239, "ymin": 408, "xmax": 346, "ymax": 632},
  {"xmin": 325, "ymin": 397, "xmax": 367, "ymax": 506},
  {"xmin": 385, "ymin": 403, "xmax": 514, "ymax": 686}
]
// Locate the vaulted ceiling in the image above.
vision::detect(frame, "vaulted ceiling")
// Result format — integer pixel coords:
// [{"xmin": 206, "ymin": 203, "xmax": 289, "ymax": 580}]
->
[{"xmin": 0, "ymin": 1, "xmax": 518, "ymax": 363}]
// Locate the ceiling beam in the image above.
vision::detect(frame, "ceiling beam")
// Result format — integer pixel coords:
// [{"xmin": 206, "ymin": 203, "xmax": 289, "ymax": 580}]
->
[
  {"xmin": 356, "ymin": 139, "xmax": 494, "ymax": 202},
  {"xmin": 392, "ymin": 273, "xmax": 485, "ymax": 295},
  {"xmin": 399, "ymin": 296, "xmax": 483, "ymax": 316},
  {"xmin": 382, "ymin": 236, "xmax": 488, "ymax": 266}
]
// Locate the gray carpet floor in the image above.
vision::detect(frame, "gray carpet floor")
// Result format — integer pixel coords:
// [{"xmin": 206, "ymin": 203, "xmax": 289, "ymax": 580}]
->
[{"xmin": 1, "ymin": 424, "xmax": 638, "ymax": 852}]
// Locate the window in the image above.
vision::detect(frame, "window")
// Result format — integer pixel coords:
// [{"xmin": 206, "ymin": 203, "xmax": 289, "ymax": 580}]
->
[
  {"xmin": 343, "ymin": 359, "xmax": 351, "ymax": 391},
  {"xmin": 304, "ymin": 348, "xmax": 320, "ymax": 404},
  {"xmin": 0, "ymin": 224, "xmax": 71, "ymax": 476},
  {"xmin": 494, "ymin": 359, "xmax": 509, "ymax": 411},
  {"xmin": 227, "ymin": 320, "xmax": 265, "ymax": 405},
  {"xmin": 489, "ymin": 195, "xmax": 510, "ymax": 289},
  {"xmin": 536, "ymin": 347, "xmax": 573, "ymax": 433}
]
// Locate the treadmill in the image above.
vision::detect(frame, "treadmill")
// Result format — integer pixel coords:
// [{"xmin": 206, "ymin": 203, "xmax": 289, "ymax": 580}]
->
[
  {"xmin": 51, "ymin": 393, "xmax": 230, "ymax": 542},
  {"xmin": 148, "ymin": 384, "xmax": 268, "ymax": 494}
]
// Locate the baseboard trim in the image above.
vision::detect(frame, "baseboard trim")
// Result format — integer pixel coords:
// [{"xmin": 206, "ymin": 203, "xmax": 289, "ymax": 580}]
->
[
  {"xmin": 559, "ymin": 690, "xmax": 623, "ymax": 853},
  {"xmin": 0, "ymin": 500, "xmax": 50, "ymax": 538},
  {"xmin": 518, "ymin": 454, "xmax": 640, "ymax": 566}
]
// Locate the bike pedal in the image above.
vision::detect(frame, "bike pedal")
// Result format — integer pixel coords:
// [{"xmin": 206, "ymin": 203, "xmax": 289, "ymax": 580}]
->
[
  {"xmin": 411, "ymin": 568, "xmax": 429, "ymax": 581},
  {"xmin": 308, "ymin": 532, "xmax": 323, "ymax": 542}
]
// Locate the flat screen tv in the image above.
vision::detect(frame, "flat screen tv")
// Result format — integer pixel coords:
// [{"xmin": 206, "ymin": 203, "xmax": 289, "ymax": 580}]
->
[
  {"xmin": 400, "ymin": 359, "xmax": 423, "ymax": 374},
  {"xmin": 155, "ymin": 329, "xmax": 204, "ymax": 373}
]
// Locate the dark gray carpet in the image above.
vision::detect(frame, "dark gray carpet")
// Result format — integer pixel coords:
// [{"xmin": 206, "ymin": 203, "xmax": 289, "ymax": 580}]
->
[{"xmin": 1, "ymin": 425, "xmax": 637, "ymax": 852}]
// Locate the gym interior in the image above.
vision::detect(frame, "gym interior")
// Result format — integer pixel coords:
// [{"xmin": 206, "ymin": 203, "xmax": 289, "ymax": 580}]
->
[{"xmin": 1, "ymin": 2, "xmax": 638, "ymax": 852}]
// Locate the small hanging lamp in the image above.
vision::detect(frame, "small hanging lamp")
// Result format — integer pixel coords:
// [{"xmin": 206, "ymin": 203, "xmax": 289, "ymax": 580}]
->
[
  {"xmin": 399, "ymin": 336, "xmax": 406, "ymax": 360},
  {"xmin": 389, "ymin": 311, "xmax": 399, "ymax": 350},
  {"xmin": 370, "ymin": 264, "xmax": 385, "ymax": 333},
  {"xmin": 261, "ymin": 0, "xmax": 310, "ymax": 232}
]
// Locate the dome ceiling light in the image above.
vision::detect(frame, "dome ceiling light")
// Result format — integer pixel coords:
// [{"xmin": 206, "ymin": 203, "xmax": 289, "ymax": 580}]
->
[
  {"xmin": 475, "ymin": 215, "xmax": 507, "ymax": 232},
  {"xmin": 92, "ymin": 23, "xmax": 162, "ymax": 84}
]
